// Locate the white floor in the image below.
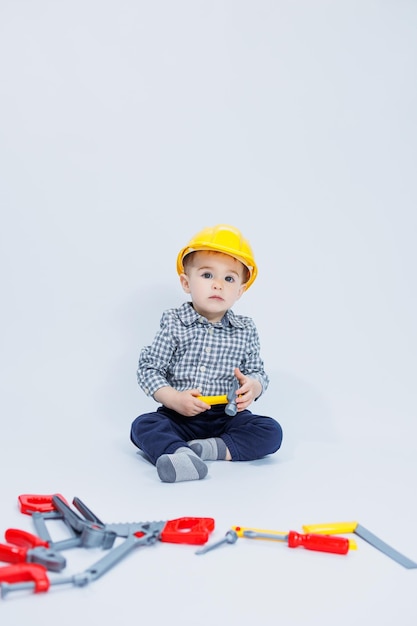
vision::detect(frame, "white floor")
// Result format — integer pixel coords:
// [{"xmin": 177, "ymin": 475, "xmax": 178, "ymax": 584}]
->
[{"xmin": 1, "ymin": 409, "xmax": 416, "ymax": 625}]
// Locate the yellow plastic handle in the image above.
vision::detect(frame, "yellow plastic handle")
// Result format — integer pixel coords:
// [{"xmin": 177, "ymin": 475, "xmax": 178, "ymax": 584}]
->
[
  {"xmin": 198, "ymin": 395, "xmax": 227, "ymax": 405},
  {"xmin": 302, "ymin": 522, "xmax": 359, "ymax": 535},
  {"xmin": 233, "ymin": 524, "xmax": 357, "ymax": 550}
]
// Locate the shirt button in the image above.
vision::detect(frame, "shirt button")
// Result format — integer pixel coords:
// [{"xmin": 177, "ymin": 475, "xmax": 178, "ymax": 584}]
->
[
  {"xmin": 205, "ymin": 347, "xmax": 211, "ymax": 354},
  {"xmin": 200, "ymin": 366, "xmax": 206, "ymax": 372}
]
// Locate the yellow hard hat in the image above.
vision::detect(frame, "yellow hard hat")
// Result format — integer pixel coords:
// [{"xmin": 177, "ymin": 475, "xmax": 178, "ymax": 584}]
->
[{"xmin": 176, "ymin": 224, "xmax": 258, "ymax": 289}]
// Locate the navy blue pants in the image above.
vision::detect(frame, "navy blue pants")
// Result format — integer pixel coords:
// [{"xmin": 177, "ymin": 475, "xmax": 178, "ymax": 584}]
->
[{"xmin": 130, "ymin": 404, "xmax": 283, "ymax": 465}]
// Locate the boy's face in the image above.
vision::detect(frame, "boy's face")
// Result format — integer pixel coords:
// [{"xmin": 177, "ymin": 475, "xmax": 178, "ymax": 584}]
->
[{"xmin": 180, "ymin": 251, "xmax": 247, "ymax": 323}]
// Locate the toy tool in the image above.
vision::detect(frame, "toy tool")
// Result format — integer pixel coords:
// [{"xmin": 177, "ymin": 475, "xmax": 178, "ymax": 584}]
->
[
  {"xmin": 0, "ymin": 529, "xmax": 66, "ymax": 572},
  {"xmin": 198, "ymin": 377, "xmax": 240, "ymax": 416},
  {"xmin": 0, "ymin": 493, "xmax": 215, "ymax": 598},
  {"xmin": 34, "ymin": 495, "xmax": 214, "ymax": 547},
  {"xmin": 1, "ymin": 524, "xmax": 166, "ymax": 597},
  {"xmin": 302, "ymin": 522, "xmax": 417, "ymax": 569},
  {"xmin": 232, "ymin": 526, "xmax": 350, "ymax": 555},
  {"xmin": 18, "ymin": 494, "xmax": 69, "ymax": 515},
  {"xmin": 195, "ymin": 529, "xmax": 238, "ymax": 555}
]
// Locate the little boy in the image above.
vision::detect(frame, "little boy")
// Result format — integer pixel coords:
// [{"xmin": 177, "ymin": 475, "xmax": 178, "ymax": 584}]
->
[{"xmin": 130, "ymin": 224, "xmax": 283, "ymax": 482}]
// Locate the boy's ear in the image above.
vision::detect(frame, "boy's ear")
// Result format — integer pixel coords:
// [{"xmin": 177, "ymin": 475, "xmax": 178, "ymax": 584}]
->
[{"xmin": 179, "ymin": 273, "xmax": 191, "ymax": 293}]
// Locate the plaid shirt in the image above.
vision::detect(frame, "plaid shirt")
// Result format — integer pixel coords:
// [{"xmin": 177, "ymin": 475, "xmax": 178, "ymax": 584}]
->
[{"xmin": 137, "ymin": 301, "xmax": 269, "ymax": 398}]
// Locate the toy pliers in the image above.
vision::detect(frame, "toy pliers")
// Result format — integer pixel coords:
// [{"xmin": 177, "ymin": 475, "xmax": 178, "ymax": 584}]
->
[{"xmin": 0, "ymin": 529, "xmax": 66, "ymax": 572}]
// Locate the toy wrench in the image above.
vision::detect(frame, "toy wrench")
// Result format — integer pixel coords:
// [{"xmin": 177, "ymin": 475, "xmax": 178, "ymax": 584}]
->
[
  {"xmin": 0, "ymin": 529, "xmax": 66, "ymax": 572},
  {"xmin": 302, "ymin": 522, "xmax": 417, "ymax": 569}
]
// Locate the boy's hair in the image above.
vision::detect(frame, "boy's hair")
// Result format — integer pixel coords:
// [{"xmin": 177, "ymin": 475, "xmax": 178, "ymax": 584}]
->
[{"xmin": 182, "ymin": 250, "xmax": 250, "ymax": 285}]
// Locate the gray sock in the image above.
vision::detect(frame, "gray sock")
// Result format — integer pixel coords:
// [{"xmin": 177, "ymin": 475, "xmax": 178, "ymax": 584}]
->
[
  {"xmin": 187, "ymin": 437, "xmax": 228, "ymax": 461},
  {"xmin": 156, "ymin": 447, "xmax": 208, "ymax": 483}
]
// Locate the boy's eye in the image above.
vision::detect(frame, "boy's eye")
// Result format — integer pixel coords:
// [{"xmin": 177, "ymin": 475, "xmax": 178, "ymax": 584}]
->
[
  {"xmin": 202, "ymin": 272, "xmax": 213, "ymax": 279},
  {"xmin": 225, "ymin": 276, "xmax": 235, "ymax": 283}
]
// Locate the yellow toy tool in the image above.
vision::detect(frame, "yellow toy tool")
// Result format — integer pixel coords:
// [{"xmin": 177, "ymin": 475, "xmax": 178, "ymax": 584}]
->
[
  {"xmin": 232, "ymin": 526, "xmax": 352, "ymax": 554},
  {"xmin": 302, "ymin": 522, "xmax": 417, "ymax": 568},
  {"xmin": 198, "ymin": 395, "xmax": 227, "ymax": 405},
  {"xmin": 198, "ymin": 378, "xmax": 240, "ymax": 416}
]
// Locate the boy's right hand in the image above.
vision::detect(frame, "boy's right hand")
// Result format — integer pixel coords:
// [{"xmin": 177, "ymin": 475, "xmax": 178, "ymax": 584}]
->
[{"xmin": 153, "ymin": 386, "xmax": 210, "ymax": 417}]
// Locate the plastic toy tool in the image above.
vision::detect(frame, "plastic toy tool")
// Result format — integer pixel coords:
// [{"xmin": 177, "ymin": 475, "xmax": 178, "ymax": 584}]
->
[
  {"xmin": 198, "ymin": 377, "xmax": 240, "ymax": 416},
  {"xmin": 195, "ymin": 530, "xmax": 238, "ymax": 555},
  {"xmin": 0, "ymin": 494, "xmax": 215, "ymax": 598},
  {"xmin": 302, "ymin": 522, "xmax": 417, "ymax": 569},
  {"xmin": 233, "ymin": 526, "xmax": 350, "ymax": 555},
  {"xmin": 0, "ymin": 529, "xmax": 66, "ymax": 572}
]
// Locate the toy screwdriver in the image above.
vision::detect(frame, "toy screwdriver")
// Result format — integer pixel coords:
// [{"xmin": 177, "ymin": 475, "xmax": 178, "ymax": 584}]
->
[{"xmin": 232, "ymin": 526, "xmax": 350, "ymax": 554}]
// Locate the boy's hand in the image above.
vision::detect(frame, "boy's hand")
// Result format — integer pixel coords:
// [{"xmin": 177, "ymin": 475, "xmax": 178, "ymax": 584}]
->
[
  {"xmin": 233, "ymin": 367, "xmax": 262, "ymax": 411},
  {"xmin": 153, "ymin": 386, "xmax": 210, "ymax": 417}
]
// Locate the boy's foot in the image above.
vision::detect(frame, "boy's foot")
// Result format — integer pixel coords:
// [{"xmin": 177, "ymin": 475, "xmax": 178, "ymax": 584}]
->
[
  {"xmin": 188, "ymin": 437, "xmax": 228, "ymax": 461},
  {"xmin": 156, "ymin": 447, "xmax": 208, "ymax": 483}
]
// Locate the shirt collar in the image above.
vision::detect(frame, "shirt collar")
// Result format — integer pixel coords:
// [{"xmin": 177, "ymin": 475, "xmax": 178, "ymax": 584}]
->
[{"xmin": 178, "ymin": 302, "xmax": 246, "ymax": 328}]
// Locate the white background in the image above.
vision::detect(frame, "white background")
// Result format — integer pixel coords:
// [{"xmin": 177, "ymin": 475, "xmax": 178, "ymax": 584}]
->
[{"xmin": 1, "ymin": 1, "xmax": 416, "ymax": 624}]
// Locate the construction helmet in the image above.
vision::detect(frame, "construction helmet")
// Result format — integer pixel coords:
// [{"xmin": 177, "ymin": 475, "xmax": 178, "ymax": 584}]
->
[{"xmin": 176, "ymin": 224, "xmax": 258, "ymax": 289}]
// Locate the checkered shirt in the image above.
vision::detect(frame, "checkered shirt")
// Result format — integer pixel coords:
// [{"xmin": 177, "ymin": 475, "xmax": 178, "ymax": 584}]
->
[{"xmin": 137, "ymin": 302, "xmax": 269, "ymax": 398}]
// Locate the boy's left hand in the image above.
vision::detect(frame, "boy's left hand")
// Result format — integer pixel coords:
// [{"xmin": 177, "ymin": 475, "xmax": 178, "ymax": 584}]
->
[{"xmin": 233, "ymin": 367, "xmax": 262, "ymax": 411}]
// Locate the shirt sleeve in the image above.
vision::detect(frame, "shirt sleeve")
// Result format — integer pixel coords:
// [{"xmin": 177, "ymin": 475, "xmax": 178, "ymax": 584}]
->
[{"xmin": 136, "ymin": 311, "xmax": 177, "ymax": 397}]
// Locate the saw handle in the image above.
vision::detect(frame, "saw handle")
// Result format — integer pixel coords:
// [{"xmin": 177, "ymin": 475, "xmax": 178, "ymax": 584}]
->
[
  {"xmin": 160, "ymin": 517, "xmax": 215, "ymax": 545},
  {"xmin": 18, "ymin": 494, "xmax": 69, "ymax": 515}
]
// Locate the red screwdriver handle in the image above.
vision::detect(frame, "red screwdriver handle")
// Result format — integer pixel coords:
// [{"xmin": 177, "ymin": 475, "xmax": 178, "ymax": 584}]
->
[{"xmin": 288, "ymin": 531, "xmax": 349, "ymax": 554}]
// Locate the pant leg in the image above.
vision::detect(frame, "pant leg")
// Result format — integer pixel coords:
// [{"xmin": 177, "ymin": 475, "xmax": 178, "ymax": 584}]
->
[
  {"xmin": 130, "ymin": 407, "xmax": 191, "ymax": 464},
  {"xmin": 220, "ymin": 410, "xmax": 283, "ymax": 461},
  {"xmin": 130, "ymin": 406, "xmax": 220, "ymax": 464},
  {"xmin": 130, "ymin": 405, "xmax": 283, "ymax": 464}
]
